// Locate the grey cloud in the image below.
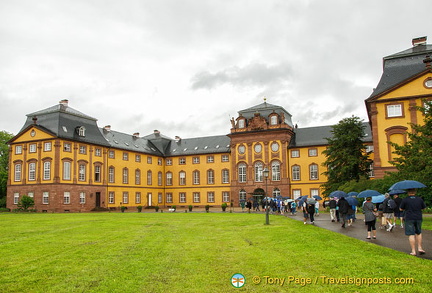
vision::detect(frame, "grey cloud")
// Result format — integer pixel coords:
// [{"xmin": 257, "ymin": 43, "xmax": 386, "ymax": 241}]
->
[{"xmin": 190, "ymin": 62, "xmax": 294, "ymax": 90}]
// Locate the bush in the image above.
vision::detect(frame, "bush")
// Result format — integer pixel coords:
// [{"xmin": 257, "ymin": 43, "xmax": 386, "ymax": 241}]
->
[
  {"xmin": 155, "ymin": 206, "xmax": 160, "ymax": 212},
  {"xmin": 221, "ymin": 203, "xmax": 228, "ymax": 211},
  {"xmin": 137, "ymin": 205, "xmax": 142, "ymax": 212},
  {"xmin": 205, "ymin": 205, "xmax": 210, "ymax": 213},
  {"xmin": 18, "ymin": 195, "xmax": 34, "ymax": 211},
  {"xmin": 0, "ymin": 207, "xmax": 10, "ymax": 212},
  {"xmin": 0, "ymin": 197, "xmax": 6, "ymax": 208}
]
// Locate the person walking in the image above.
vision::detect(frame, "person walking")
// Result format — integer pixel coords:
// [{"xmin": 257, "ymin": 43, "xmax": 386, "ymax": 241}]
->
[
  {"xmin": 363, "ymin": 197, "xmax": 377, "ymax": 239},
  {"xmin": 400, "ymin": 188, "xmax": 426, "ymax": 256},
  {"xmin": 290, "ymin": 201, "xmax": 297, "ymax": 215},
  {"xmin": 329, "ymin": 197, "xmax": 337, "ymax": 222},
  {"xmin": 383, "ymin": 193, "xmax": 396, "ymax": 231},
  {"xmin": 307, "ymin": 200, "xmax": 315, "ymax": 224},
  {"xmin": 393, "ymin": 194, "xmax": 404, "ymax": 228},
  {"xmin": 337, "ymin": 197, "xmax": 350, "ymax": 228},
  {"xmin": 315, "ymin": 200, "xmax": 320, "ymax": 216}
]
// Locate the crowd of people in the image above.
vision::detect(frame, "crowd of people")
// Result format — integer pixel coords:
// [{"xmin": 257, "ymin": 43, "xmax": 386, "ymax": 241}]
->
[{"xmin": 240, "ymin": 188, "xmax": 427, "ymax": 257}]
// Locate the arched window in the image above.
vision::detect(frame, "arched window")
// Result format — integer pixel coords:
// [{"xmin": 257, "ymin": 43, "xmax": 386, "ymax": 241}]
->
[
  {"xmin": 271, "ymin": 161, "xmax": 281, "ymax": 181},
  {"xmin": 292, "ymin": 165, "xmax": 300, "ymax": 181},
  {"xmin": 254, "ymin": 162, "xmax": 263, "ymax": 182},
  {"xmin": 239, "ymin": 189, "xmax": 247, "ymax": 202},
  {"xmin": 309, "ymin": 164, "xmax": 318, "ymax": 180},
  {"xmin": 238, "ymin": 163, "xmax": 247, "ymax": 183},
  {"xmin": 207, "ymin": 169, "xmax": 214, "ymax": 184},
  {"xmin": 135, "ymin": 169, "xmax": 141, "ymax": 185},
  {"xmin": 179, "ymin": 171, "xmax": 186, "ymax": 185}
]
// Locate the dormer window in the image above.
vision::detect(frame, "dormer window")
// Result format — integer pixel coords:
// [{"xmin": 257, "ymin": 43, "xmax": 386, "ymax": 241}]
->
[
  {"xmin": 76, "ymin": 126, "xmax": 86, "ymax": 137},
  {"xmin": 238, "ymin": 119, "xmax": 245, "ymax": 128},
  {"xmin": 270, "ymin": 115, "xmax": 278, "ymax": 125}
]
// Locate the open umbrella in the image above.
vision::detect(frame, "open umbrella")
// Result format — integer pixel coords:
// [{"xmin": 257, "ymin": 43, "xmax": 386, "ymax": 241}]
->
[
  {"xmin": 357, "ymin": 189, "xmax": 381, "ymax": 198},
  {"xmin": 313, "ymin": 195, "xmax": 322, "ymax": 201},
  {"xmin": 371, "ymin": 194, "xmax": 385, "ymax": 203},
  {"xmin": 389, "ymin": 189, "xmax": 406, "ymax": 196},
  {"xmin": 329, "ymin": 190, "xmax": 347, "ymax": 199},
  {"xmin": 389, "ymin": 180, "xmax": 426, "ymax": 191},
  {"xmin": 346, "ymin": 196, "xmax": 359, "ymax": 206},
  {"xmin": 307, "ymin": 197, "xmax": 316, "ymax": 204},
  {"xmin": 347, "ymin": 191, "xmax": 358, "ymax": 197}
]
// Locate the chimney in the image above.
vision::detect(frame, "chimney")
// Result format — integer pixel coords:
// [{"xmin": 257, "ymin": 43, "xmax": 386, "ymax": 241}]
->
[
  {"xmin": 104, "ymin": 125, "xmax": 111, "ymax": 132},
  {"xmin": 175, "ymin": 136, "xmax": 181, "ymax": 142},
  {"xmin": 412, "ymin": 36, "xmax": 427, "ymax": 46},
  {"xmin": 154, "ymin": 130, "xmax": 160, "ymax": 137},
  {"xmin": 133, "ymin": 132, "xmax": 140, "ymax": 138},
  {"xmin": 424, "ymin": 55, "xmax": 432, "ymax": 68},
  {"xmin": 32, "ymin": 116, "xmax": 38, "ymax": 124},
  {"xmin": 59, "ymin": 99, "xmax": 69, "ymax": 106}
]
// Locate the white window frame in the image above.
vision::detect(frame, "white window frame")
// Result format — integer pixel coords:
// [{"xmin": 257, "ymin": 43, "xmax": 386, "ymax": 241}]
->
[
  {"xmin": 309, "ymin": 164, "xmax": 318, "ymax": 180},
  {"xmin": 222, "ymin": 169, "xmax": 229, "ymax": 183},
  {"xmin": 14, "ymin": 164, "xmax": 22, "ymax": 181},
  {"xmin": 292, "ymin": 165, "xmax": 300, "ymax": 181},
  {"xmin": 63, "ymin": 161, "xmax": 71, "ymax": 180},
  {"xmin": 14, "ymin": 192, "xmax": 19, "ymax": 204},
  {"xmin": 254, "ymin": 162, "xmax": 263, "ymax": 182},
  {"xmin": 109, "ymin": 192, "xmax": 115, "ymax": 204},
  {"xmin": 15, "ymin": 145, "xmax": 22, "ymax": 154},
  {"xmin": 193, "ymin": 192, "xmax": 200, "ymax": 203},
  {"xmin": 291, "ymin": 150, "xmax": 299, "ymax": 158},
  {"xmin": 122, "ymin": 192, "xmax": 129, "ymax": 204},
  {"xmin": 28, "ymin": 162, "xmax": 36, "ymax": 181},
  {"xmin": 238, "ymin": 163, "xmax": 246, "ymax": 183},
  {"xmin": 44, "ymin": 142, "xmax": 52, "ymax": 151},
  {"xmin": 29, "ymin": 144, "xmax": 36, "ymax": 153},
  {"xmin": 64, "ymin": 192, "xmax": 70, "ymax": 204},
  {"xmin": 43, "ymin": 162, "xmax": 51, "ymax": 180},
  {"xmin": 78, "ymin": 164, "xmax": 85, "ymax": 181},
  {"xmin": 42, "ymin": 192, "xmax": 49, "ymax": 204},
  {"xmin": 207, "ymin": 169, "xmax": 214, "ymax": 184},
  {"xmin": 179, "ymin": 192, "xmax": 186, "ymax": 203},
  {"xmin": 222, "ymin": 191, "xmax": 230, "ymax": 202},
  {"xmin": 387, "ymin": 104, "xmax": 403, "ymax": 117},
  {"xmin": 207, "ymin": 192, "xmax": 215, "ymax": 203},
  {"xmin": 271, "ymin": 161, "xmax": 281, "ymax": 181},
  {"xmin": 80, "ymin": 192, "xmax": 86, "ymax": 204}
]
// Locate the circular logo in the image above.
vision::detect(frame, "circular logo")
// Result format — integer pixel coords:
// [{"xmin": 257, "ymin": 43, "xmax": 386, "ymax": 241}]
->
[{"xmin": 231, "ymin": 273, "xmax": 245, "ymax": 288}]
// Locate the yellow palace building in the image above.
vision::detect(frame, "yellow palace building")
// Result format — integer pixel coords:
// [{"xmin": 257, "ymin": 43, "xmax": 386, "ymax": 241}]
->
[{"xmin": 6, "ymin": 37, "xmax": 432, "ymax": 212}]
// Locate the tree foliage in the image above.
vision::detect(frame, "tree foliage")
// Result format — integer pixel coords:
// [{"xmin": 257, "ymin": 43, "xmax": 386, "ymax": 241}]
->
[
  {"xmin": 388, "ymin": 99, "xmax": 432, "ymax": 204},
  {"xmin": 321, "ymin": 116, "xmax": 372, "ymax": 195},
  {"xmin": 0, "ymin": 131, "xmax": 14, "ymax": 202}
]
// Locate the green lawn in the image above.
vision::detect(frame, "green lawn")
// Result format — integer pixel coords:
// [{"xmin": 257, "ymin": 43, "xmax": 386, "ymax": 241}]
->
[{"xmin": 0, "ymin": 212, "xmax": 431, "ymax": 292}]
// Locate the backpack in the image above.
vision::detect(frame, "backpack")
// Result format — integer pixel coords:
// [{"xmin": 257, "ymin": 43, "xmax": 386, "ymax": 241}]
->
[
  {"xmin": 387, "ymin": 199, "xmax": 397, "ymax": 210},
  {"xmin": 307, "ymin": 203, "xmax": 315, "ymax": 214}
]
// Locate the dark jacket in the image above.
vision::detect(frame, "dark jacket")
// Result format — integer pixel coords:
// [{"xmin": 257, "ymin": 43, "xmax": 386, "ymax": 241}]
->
[
  {"xmin": 337, "ymin": 197, "xmax": 350, "ymax": 214},
  {"xmin": 329, "ymin": 199, "xmax": 337, "ymax": 209}
]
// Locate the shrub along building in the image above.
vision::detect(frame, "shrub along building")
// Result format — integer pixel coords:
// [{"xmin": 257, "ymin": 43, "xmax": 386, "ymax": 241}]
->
[{"xmin": 7, "ymin": 37, "xmax": 432, "ymax": 212}]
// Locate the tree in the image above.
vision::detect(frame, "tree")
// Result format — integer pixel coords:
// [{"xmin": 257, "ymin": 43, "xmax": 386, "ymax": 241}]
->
[
  {"xmin": 0, "ymin": 131, "xmax": 14, "ymax": 206},
  {"xmin": 18, "ymin": 195, "xmax": 35, "ymax": 211},
  {"xmin": 388, "ymin": 99, "xmax": 432, "ymax": 204},
  {"xmin": 322, "ymin": 116, "xmax": 372, "ymax": 195}
]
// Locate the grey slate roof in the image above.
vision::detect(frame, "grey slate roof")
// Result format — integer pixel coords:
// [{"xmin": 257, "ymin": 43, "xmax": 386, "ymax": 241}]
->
[
  {"xmin": 238, "ymin": 101, "xmax": 294, "ymax": 127},
  {"xmin": 290, "ymin": 122, "xmax": 372, "ymax": 147},
  {"xmin": 164, "ymin": 135, "xmax": 231, "ymax": 157},
  {"xmin": 21, "ymin": 104, "xmax": 110, "ymax": 147},
  {"xmin": 368, "ymin": 44, "xmax": 432, "ymax": 100},
  {"xmin": 100, "ymin": 129, "xmax": 164, "ymax": 156}
]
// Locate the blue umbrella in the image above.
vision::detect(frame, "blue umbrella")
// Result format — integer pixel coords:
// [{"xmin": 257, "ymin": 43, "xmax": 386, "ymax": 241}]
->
[
  {"xmin": 313, "ymin": 195, "xmax": 322, "ymax": 200},
  {"xmin": 388, "ymin": 189, "xmax": 406, "ymax": 195},
  {"xmin": 347, "ymin": 191, "xmax": 358, "ymax": 197},
  {"xmin": 329, "ymin": 190, "xmax": 347, "ymax": 199},
  {"xmin": 371, "ymin": 194, "xmax": 385, "ymax": 203},
  {"xmin": 346, "ymin": 196, "xmax": 359, "ymax": 206},
  {"xmin": 389, "ymin": 180, "xmax": 426, "ymax": 191},
  {"xmin": 357, "ymin": 189, "xmax": 381, "ymax": 198}
]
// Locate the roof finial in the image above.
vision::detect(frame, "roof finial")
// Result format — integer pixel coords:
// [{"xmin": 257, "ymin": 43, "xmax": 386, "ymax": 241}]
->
[{"xmin": 264, "ymin": 96, "xmax": 267, "ymax": 103}]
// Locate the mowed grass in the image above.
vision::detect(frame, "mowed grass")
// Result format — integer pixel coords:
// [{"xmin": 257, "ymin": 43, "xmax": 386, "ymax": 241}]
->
[{"xmin": 0, "ymin": 212, "xmax": 431, "ymax": 293}]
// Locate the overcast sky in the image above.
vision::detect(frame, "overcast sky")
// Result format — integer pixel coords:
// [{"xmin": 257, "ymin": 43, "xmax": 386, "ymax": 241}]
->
[{"xmin": 1, "ymin": 0, "xmax": 430, "ymax": 139}]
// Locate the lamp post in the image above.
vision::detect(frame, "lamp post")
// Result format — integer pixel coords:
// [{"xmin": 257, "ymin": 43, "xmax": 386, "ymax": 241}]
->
[{"xmin": 263, "ymin": 167, "xmax": 270, "ymax": 225}]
